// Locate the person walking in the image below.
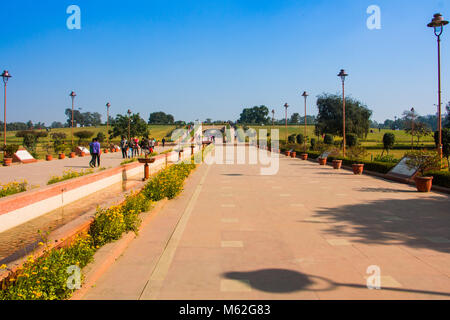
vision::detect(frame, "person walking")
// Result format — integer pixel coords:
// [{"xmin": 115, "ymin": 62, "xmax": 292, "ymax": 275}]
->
[
  {"xmin": 162, "ymin": 138, "xmax": 166, "ymax": 148},
  {"xmin": 89, "ymin": 138, "xmax": 101, "ymax": 167},
  {"xmin": 120, "ymin": 136, "xmax": 128, "ymax": 159}
]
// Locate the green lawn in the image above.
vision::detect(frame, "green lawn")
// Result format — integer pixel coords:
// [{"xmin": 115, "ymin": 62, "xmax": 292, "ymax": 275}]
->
[{"xmin": 1, "ymin": 125, "xmax": 176, "ymax": 160}]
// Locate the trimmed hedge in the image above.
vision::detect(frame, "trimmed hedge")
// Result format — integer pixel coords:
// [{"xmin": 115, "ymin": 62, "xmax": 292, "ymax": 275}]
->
[{"xmin": 426, "ymin": 170, "xmax": 450, "ymax": 189}]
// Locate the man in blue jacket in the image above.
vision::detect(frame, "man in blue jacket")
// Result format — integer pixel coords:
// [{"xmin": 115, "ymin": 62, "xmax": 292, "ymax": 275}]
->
[{"xmin": 89, "ymin": 138, "xmax": 101, "ymax": 168}]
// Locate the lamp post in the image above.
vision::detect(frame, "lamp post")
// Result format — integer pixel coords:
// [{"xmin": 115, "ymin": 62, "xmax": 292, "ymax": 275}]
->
[
  {"xmin": 410, "ymin": 107, "xmax": 415, "ymax": 150},
  {"xmin": 106, "ymin": 102, "xmax": 111, "ymax": 147},
  {"xmin": 338, "ymin": 69, "xmax": 348, "ymax": 157},
  {"xmin": 271, "ymin": 109, "xmax": 275, "ymax": 127},
  {"xmin": 69, "ymin": 91, "xmax": 76, "ymax": 146},
  {"xmin": 301, "ymin": 91, "xmax": 309, "ymax": 152},
  {"xmin": 127, "ymin": 109, "xmax": 132, "ymax": 142},
  {"xmin": 428, "ymin": 13, "xmax": 448, "ymax": 164},
  {"xmin": 284, "ymin": 103, "xmax": 289, "ymax": 144},
  {"xmin": 2, "ymin": 71, "xmax": 11, "ymax": 160}
]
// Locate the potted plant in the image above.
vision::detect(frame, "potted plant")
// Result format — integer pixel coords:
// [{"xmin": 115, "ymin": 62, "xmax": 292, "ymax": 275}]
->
[
  {"xmin": 329, "ymin": 148, "xmax": 342, "ymax": 170},
  {"xmin": 405, "ymin": 150, "xmax": 441, "ymax": 192},
  {"xmin": 2, "ymin": 144, "xmax": 19, "ymax": 166},
  {"xmin": 285, "ymin": 150, "xmax": 291, "ymax": 157},
  {"xmin": 290, "ymin": 151, "xmax": 297, "ymax": 158},
  {"xmin": 318, "ymin": 157, "xmax": 327, "ymax": 165},
  {"xmin": 301, "ymin": 153, "xmax": 308, "ymax": 160},
  {"xmin": 347, "ymin": 146, "xmax": 367, "ymax": 175},
  {"xmin": 43, "ymin": 142, "xmax": 53, "ymax": 161}
]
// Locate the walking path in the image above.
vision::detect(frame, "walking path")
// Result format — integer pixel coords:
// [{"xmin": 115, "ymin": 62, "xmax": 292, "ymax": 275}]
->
[
  {"xmin": 81, "ymin": 146, "xmax": 450, "ymax": 300},
  {"xmin": 0, "ymin": 147, "xmax": 167, "ymax": 187}
]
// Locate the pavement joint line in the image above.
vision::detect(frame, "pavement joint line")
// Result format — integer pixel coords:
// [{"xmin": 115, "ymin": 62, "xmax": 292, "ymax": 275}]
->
[
  {"xmin": 221, "ymin": 204, "xmax": 236, "ymax": 208},
  {"xmin": 221, "ymin": 241, "xmax": 244, "ymax": 248},
  {"xmin": 138, "ymin": 164, "xmax": 211, "ymax": 300}
]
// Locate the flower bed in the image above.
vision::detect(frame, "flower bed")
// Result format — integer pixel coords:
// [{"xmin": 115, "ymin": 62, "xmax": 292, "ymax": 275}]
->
[
  {"xmin": 0, "ymin": 181, "xmax": 28, "ymax": 199},
  {"xmin": 47, "ymin": 169, "xmax": 95, "ymax": 185},
  {"xmin": 0, "ymin": 161, "xmax": 198, "ymax": 300}
]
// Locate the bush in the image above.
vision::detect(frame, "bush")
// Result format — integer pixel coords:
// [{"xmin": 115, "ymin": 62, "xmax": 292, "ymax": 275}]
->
[
  {"xmin": 3, "ymin": 144, "xmax": 19, "ymax": 158},
  {"xmin": 382, "ymin": 133, "xmax": 396, "ymax": 154},
  {"xmin": 51, "ymin": 133, "xmax": 67, "ymax": 154},
  {"xmin": 73, "ymin": 131, "xmax": 94, "ymax": 145},
  {"xmin": 0, "ymin": 181, "xmax": 28, "ymax": 198},
  {"xmin": 426, "ymin": 170, "xmax": 450, "ymax": 188},
  {"xmin": 324, "ymin": 134, "xmax": 334, "ymax": 145},
  {"xmin": 288, "ymin": 134, "xmax": 296, "ymax": 144},
  {"xmin": 23, "ymin": 134, "xmax": 37, "ymax": 152},
  {"xmin": 310, "ymin": 138, "xmax": 316, "ymax": 150},
  {"xmin": 47, "ymin": 169, "xmax": 94, "ymax": 185},
  {"xmin": 346, "ymin": 133, "xmax": 358, "ymax": 147},
  {"xmin": 374, "ymin": 154, "xmax": 399, "ymax": 163},
  {"xmin": 405, "ymin": 150, "xmax": 441, "ymax": 176},
  {"xmin": 96, "ymin": 132, "xmax": 106, "ymax": 143},
  {"xmin": 296, "ymin": 133, "xmax": 304, "ymax": 145}
]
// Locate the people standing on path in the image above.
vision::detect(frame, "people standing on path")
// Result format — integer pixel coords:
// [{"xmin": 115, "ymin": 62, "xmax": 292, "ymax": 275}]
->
[
  {"xmin": 162, "ymin": 138, "xmax": 166, "ymax": 148},
  {"xmin": 120, "ymin": 136, "xmax": 128, "ymax": 159},
  {"xmin": 133, "ymin": 137, "xmax": 140, "ymax": 157},
  {"xmin": 89, "ymin": 138, "xmax": 101, "ymax": 167}
]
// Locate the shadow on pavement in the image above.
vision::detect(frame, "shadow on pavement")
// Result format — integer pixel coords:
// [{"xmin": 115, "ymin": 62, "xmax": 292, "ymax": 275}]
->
[
  {"xmin": 314, "ymin": 196, "xmax": 450, "ymax": 253},
  {"xmin": 223, "ymin": 268, "xmax": 450, "ymax": 297},
  {"xmin": 357, "ymin": 187, "xmax": 416, "ymax": 193}
]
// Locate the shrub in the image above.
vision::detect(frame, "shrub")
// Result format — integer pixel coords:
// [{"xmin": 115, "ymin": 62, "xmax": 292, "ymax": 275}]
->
[
  {"xmin": 310, "ymin": 138, "xmax": 316, "ymax": 150},
  {"xmin": 405, "ymin": 150, "xmax": 441, "ymax": 177},
  {"xmin": 0, "ymin": 181, "xmax": 28, "ymax": 198},
  {"xmin": 324, "ymin": 134, "xmax": 334, "ymax": 145},
  {"xmin": 23, "ymin": 134, "xmax": 37, "ymax": 152},
  {"xmin": 382, "ymin": 133, "xmax": 396, "ymax": 154},
  {"xmin": 288, "ymin": 134, "xmax": 296, "ymax": 144},
  {"xmin": 374, "ymin": 154, "xmax": 399, "ymax": 163},
  {"xmin": 347, "ymin": 146, "xmax": 368, "ymax": 163},
  {"xmin": 47, "ymin": 169, "xmax": 94, "ymax": 185},
  {"xmin": 296, "ymin": 133, "xmax": 304, "ymax": 145},
  {"xmin": 73, "ymin": 131, "xmax": 94, "ymax": 145},
  {"xmin": 89, "ymin": 205, "xmax": 126, "ymax": 247},
  {"xmin": 3, "ymin": 144, "xmax": 19, "ymax": 158},
  {"xmin": 96, "ymin": 132, "xmax": 106, "ymax": 143},
  {"xmin": 51, "ymin": 133, "xmax": 67, "ymax": 154},
  {"xmin": 426, "ymin": 170, "xmax": 450, "ymax": 188},
  {"xmin": 346, "ymin": 133, "xmax": 358, "ymax": 147},
  {"xmin": 434, "ymin": 128, "xmax": 450, "ymax": 167}
]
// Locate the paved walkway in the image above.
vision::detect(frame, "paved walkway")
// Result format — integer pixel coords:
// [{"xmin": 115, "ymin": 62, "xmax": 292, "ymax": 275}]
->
[
  {"xmin": 0, "ymin": 147, "xmax": 167, "ymax": 187},
  {"xmin": 82, "ymin": 146, "xmax": 450, "ymax": 300}
]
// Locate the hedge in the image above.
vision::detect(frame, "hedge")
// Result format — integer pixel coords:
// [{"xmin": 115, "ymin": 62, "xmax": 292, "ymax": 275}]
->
[{"xmin": 426, "ymin": 170, "xmax": 450, "ymax": 189}]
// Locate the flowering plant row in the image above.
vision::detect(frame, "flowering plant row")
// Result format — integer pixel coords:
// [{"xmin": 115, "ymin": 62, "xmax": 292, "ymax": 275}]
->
[{"xmin": 0, "ymin": 161, "xmax": 197, "ymax": 300}]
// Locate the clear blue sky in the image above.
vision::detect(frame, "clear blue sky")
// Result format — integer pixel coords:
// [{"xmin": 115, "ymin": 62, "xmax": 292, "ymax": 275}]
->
[{"xmin": 0, "ymin": 0, "xmax": 449, "ymax": 124}]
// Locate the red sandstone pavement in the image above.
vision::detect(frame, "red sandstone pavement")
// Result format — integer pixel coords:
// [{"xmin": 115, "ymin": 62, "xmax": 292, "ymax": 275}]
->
[
  {"xmin": 0, "ymin": 147, "xmax": 167, "ymax": 187},
  {"xmin": 81, "ymin": 146, "xmax": 450, "ymax": 300}
]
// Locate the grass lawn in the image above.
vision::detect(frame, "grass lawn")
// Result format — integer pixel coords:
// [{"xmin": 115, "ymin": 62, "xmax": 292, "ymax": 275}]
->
[{"xmin": 1, "ymin": 125, "xmax": 176, "ymax": 161}]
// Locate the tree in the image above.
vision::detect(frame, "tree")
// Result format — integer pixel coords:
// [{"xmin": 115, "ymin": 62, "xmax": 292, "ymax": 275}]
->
[
  {"xmin": 51, "ymin": 132, "xmax": 67, "ymax": 153},
  {"xmin": 315, "ymin": 94, "xmax": 372, "ymax": 138},
  {"xmin": 445, "ymin": 102, "xmax": 450, "ymax": 129},
  {"xmin": 324, "ymin": 134, "xmax": 334, "ymax": 145},
  {"xmin": 112, "ymin": 113, "xmax": 149, "ymax": 139},
  {"xmin": 65, "ymin": 108, "xmax": 84, "ymax": 127},
  {"xmin": 405, "ymin": 121, "xmax": 432, "ymax": 146},
  {"xmin": 148, "ymin": 112, "xmax": 175, "ymax": 124},
  {"xmin": 296, "ymin": 133, "xmax": 304, "ymax": 145},
  {"xmin": 16, "ymin": 130, "xmax": 48, "ymax": 152},
  {"xmin": 51, "ymin": 121, "xmax": 64, "ymax": 129},
  {"xmin": 290, "ymin": 113, "xmax": 300, "ymax": 124},
  {"xmin": 238, "ymin": 106, "xmax": 270, "ymax": 124},
  {"xmin": 74, "ymin": 130, "xmax": 94, "ymax": 145},
  {"xmin": 346, "ymin": 133, "xmax": 358, "ymax": 147},
  {"xmin": 288, "ymin": 134, "xmax": 296, "ymax": 144},
  {"xmin": 382, "ymin": 133, "xmax": 396, "ymax": 155}
]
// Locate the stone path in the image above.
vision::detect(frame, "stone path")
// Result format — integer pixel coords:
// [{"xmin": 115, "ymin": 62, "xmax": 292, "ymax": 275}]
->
[{"xmin": 81, "ymin": 146, "xmax": 450, "ymax": 300}]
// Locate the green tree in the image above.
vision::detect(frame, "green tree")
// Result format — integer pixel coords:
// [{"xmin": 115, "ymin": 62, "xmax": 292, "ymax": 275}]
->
[
  {"xmin": 290, "ymin": 113, "xmax": 300, "ymax": 124},
  {"xmin": 382, "ymin": 133, "xmax": 396, "ymax": 155},
  {"xmin": 74, "ymin": 130, "xmax": 94, "ymax": 145},
  {"xmin": 315, "ymin": 94, "xmax": 372, "ymax": 138},
  {"xmin": 112, "ymin": 113, "xmax": 149, "ymax": 139},
  {"xmin": 238, "ymin": 106, "xmax": 270, "ymax": 124},
  {"xmin": 148, "ymin": 112, "xmax": 175, "ymax": 124},
  {"xmin": 296, "ymin": 133, "xmax": 304, "ymax": 145},
  {"xmin": 346, "ymin": 133, "xmax": 358, "ymax": 147},
  {"xmin": 324, "ymin": 134, "xmax": 334, "ymax": 145},
  {"xmin": 434, "ymin": 128, "xmax": 450, "ymax": 168}
]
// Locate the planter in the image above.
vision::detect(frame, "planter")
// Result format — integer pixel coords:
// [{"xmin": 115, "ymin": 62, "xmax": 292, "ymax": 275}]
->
[
  {"xmin": 414, "ymin": 176, "xmax": 433, "ymax": 193},
  {"xmin": 290, "ymin": 152, "xmax": 297, "ymax": 158},
  {"xmin": 80, "ymin": 152, "xmax": 85, "ymax": 157},
  {"xmin": 3, "ymin": 157, "xmax": 12, "ymax": 166},
  {"xmin": 332, "ymin": 160, "xmax": 342, "ymax": 170},
  {"xmin": 301, "ymin": 154, "xmax": 308, "ymax": 160},
  {"xmin": 46, "ymin": 154, "xmax": 53, "ymax": 161},
  {"xmin": 69, "ymin": 152, "xmax": 76, "ymax": 158},
  {"xmin": 104, "ymin": 149, "xmax": 109, "ymax": 154},
  {"xmin": 58, "ymin": 153, "xmax": 65, "ymax": 160},
  {"xmin": 352, "ymin": 164, "xmax": 364, "ymax": 175},
  {"xmin": 285, "ymin": 151, "xmax": 291, "ymax": 157},
  {"xmin": 318, "ymin": 157, "xmax": 327, "ymax": 165},
  {"xmin": 115, "ymin": 148, "xmax": 119, "ymax": 152}
]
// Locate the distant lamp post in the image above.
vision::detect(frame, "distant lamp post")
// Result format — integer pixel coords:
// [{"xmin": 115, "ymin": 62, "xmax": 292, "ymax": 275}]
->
[
  {"xmin": 338, "ymin": 69, "xmax": 348, "ymax": 157},
  {"xmin": 271, "ymin": 109, "xmax": 275, "ymax": 127},
  {"xmin": 428, "ymin": 13, "xmax": 448, "ymax": 164},
  {"xmin": 301, "ymin": 91, "xmax": 309, "ymax": 152},
  {"xmin": 284, "ymin": 103, "xmax": 289, "ymax": 144},
  {"xmin": 410, "ymin": 107, "xmax": 415, "ymax": 150},
  {"xmin": 69, "ymin": 91, "xmax": 76, "ymax": 146},
  {"xmin": 127, "ymin": 109, "xmax": 132, "ymax": 141},
  {"xmin": 106, "ymin": 102, "xmax": 111, "ymax": 146},
  {"xmin": 2, "ymin": 70, "xmax": 11, "ymax": 159}
]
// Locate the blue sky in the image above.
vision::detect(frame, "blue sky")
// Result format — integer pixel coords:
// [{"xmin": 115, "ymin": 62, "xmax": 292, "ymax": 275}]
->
[{"xmin": 0, "ymin": 0, "xmax": 449, "ymax": 124}]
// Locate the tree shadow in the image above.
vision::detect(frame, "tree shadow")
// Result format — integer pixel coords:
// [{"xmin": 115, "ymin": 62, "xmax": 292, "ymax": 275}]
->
[
  {"xmin": 357, "ymin": 187, "xmax": 416, "ymax": 193},
  {"xmin": 223, "ymin": 268, "xmax": 450, "ymax": 297},
  {"xmin": 221, "ymin": 174, "xmax": 244, "ymax": 176},
  {"xmin": 314, "ymin": 196, "xmax": 450, "ymax": 253}
]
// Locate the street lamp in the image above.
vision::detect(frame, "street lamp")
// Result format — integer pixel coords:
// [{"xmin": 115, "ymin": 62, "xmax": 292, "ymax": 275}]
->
[
  {"xmin": 2, "ymin": 70, "xmax": 11, "ymax": 160},
  {"xmin": 284, "ymin": 103, "xmax": 289, "ymax": 144},
  {"xmin": 69, "ymin": 91, "xmax": 76, "ymax": 146},
  {"xmin": 410, "ymin": 107, "xmax": 415, "ymax": 150},
  {"xmin": 301, "ymin": 91, "xmax": 309, "ymax": 152},
  {"xmin": 127, "ymin": 109, "xmax": 132, "ymax": 142},
  {"xmin": 338, "ymin": 69, "xmax": 348, "ymax": 157},
  {"xmin": 271, "ymin": 109, "xmax": 275, "ymax": 127},
  {"xmin": 428, "ymin": 13, "xmax": 448, "ymax": 164},
  {"xmin": 106, "ymin": 102, "xmax": 111, "ymax": 147}
]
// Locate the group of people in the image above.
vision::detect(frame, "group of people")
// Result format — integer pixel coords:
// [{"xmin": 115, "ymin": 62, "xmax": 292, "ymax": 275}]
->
[{"xmin": 120, "ymin": 136, "xmax": 162, "ymax": 159}]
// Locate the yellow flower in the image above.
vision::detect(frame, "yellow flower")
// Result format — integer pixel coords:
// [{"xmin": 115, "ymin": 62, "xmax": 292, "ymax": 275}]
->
[
  {"xmin": 38, "ymin": 242, "xmax": 44, "ymax": 246},
  {"xmin": 42, "ymin": 267, "xmax": 48, "ymax": 271},
  {"xmin": 0, "ymin": 264, "xmax": 7, "ymax": 269}
]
